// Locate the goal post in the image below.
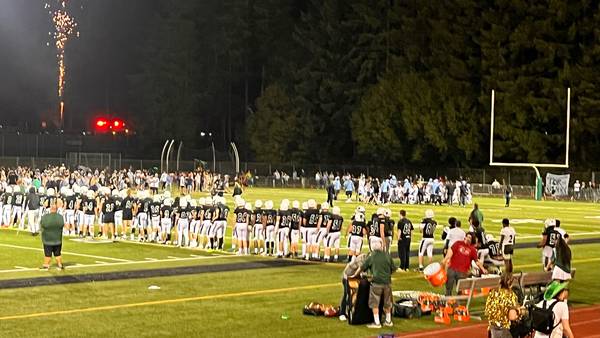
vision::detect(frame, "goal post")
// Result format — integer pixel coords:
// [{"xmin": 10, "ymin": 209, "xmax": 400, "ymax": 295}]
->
[{"xmin": 489, "ymin": 88, "xmax": 571, "ymax": 200}]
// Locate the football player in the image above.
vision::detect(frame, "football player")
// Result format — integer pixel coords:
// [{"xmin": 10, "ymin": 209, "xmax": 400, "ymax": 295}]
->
[
  {"xmin": 368, "ymin": 208, "xmax": 386, "ymax": 252},
  {"xmin": 303, "ymin": 199, "xmax": 319, "ymax": 260},
  {"xmin": 347, "ymin": 207, "xmax": 367, "ymax": 262},
  {"xmin": 213, "ymin": 197, "xmax": 230, "ymax": 250},
  {"xmin": 499, "ymin": 218, "xmax": 516, "ymax": 272},
  {"xmin": 383, "ymin": 208, "xmax": 394, "ymax": 253},
  {"xmin": 175, "ymin": 196, "xmax": 191, "ymax": 247},
  {"xmin": 2, "ymin": 186, "xmax": 13, "ymax": 226},
  {"xmin": 100, "ymin": 188, "xmax": 116, "ymax": 240},
  {"xmin": 113, "ymin": 189, "xmax": 124, "ymax": 239},
  {"xmin": 160, "ymin": 197, "xmax": 174, "ymax": 244},
  {"xmin": 251, "ymin": 200, "xmax": 264, "ymax": 254},
  {"xmin": 63, "ymin": 188, "xmax": 77, "ymax": 236},
  {"xmin": 199, "ymin": 197, "xmax": 214, "ymax": 249},
  {"xmin": 233, "ymin": 199, "xmax": 250, "ymax": 255},
  {"xmin": 537, "ymin": 218, "xmax": 564, "ymax": 271},
  {"xmin": 324, "ymin": 206, "xmax": 343, "ymax": 262},
  {"xmin": 11, "ymin": 186, "xmax": 25, "ymax": 228},
  {"xmin": 289, "ymin": 200, "xmax": 302, "ymax": 258},
  {"xmin": 122, "ymin": 189, "xmax": 135, "ymax": 240},
  {"xmin": 262, "ymin": 200, "xmax": 277, "ymax": 256},
  {"xmin": 477, "ymin": 234, "xmax": 504, "ymax": 274},
  {"xmin": 276, "ymin": 199, "xmax": 291, "ymax": 257},
  {"xmin": 149, "ymin": 194, "xmax": 162, "ymax": 242},
  {"xmin": 418, "ymin": 209, "xmax": 437, "ymax": 271},
  {"xmin": 315, "ymin": 202, "xmax": 332, "ymax": 260},
  {"xmin": 396, "ymin": 210, "xmax": 413, "ymax": 271},
  {"xmin": 300, "ymin": 202, "xmax": 309, "ymax": 258}
]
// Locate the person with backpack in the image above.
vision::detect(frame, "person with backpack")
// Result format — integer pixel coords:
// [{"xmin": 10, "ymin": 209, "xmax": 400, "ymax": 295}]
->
[
  {"xmin": 532, "ymin": 281, "xmax": 574, "ymax": 338},
  {"xmin": 485, "ymin": 273, "xmax": 518, "ymax": 338}
]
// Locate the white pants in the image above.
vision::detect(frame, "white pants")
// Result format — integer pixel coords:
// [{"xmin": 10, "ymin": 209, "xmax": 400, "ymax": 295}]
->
[
  {"xmin": 290, "ymin": 229, "xmax": 300, "ymax": 243},
  {"xmin": 236, "ymin": 223, "xmax": 248, "ymax": 241},
  {"xmin": 200, "ymin": 220, "xmax": 212, "ymax": 236},
  {"xmin": 11, "ymin": 206, "xmax": 23, "ymax": 225},
  {"xmin": 306, "ymin": 228, "xmax": 318, "ymax": 245},
  {"xmin": 177, "ymin": 219, "xmax": 189, "ymax": 246},
  {"xmin": 316, "ymin": 229, "xmax": 328, "ymax": 245},
  {"xmin": 326, "ymin": 232, "xmax": 341, "ymax": 249},
  {"xmin": 369, "ymin": 236, "xmax": 384, "ymax": 251},
  {"xmin": 265, "ymin": 225, "xmax": 276, "ymax": 242},
  {"xmin": 64, "ymin": 210, "xmax": 75, "ymax": 225},
  {"xmin": 190, "ymin": 220, "xmax": 200, "ymax": 235},
  {"xmin": 136, "ymin": 213, "xmax": 148, "ymax": 229},
  {"xmin": 277, "ymin": 228, "xmax": 289, "ymax": 243},
  {"xmin": 2, "ymin": 205, "xmax": 12, "ymax": 225},
  {"xmin": 27, "ymin": 209, "xmax": 40, "ymax": 233},
  {"xmin": 253, "ymin": 224, "xmax": 265, "ymax": 241},
  {"xmin": 419, "ymin": 238, "xmax": 435, "ymax": 257},
  {"xmin": 114, "ymin": 210, "xmax": 123, "ymax": 227},
  {"xmin": 161, "ymin": 219, "xmax": 172, "ymax": 235},
  {"xmin": 83, "ymin": 214, "xmax": 95, "ymax": 227},
  {"xmin": 349, "ymin": 235, "xmax": 363, "ymax": 253},
  {"xmin": 212, "ymin": 220, "xmax": 227, "ymax": 239},
  {"xmin": 151, "ymin": 216, "xmax": 160, "ymax": 229}
]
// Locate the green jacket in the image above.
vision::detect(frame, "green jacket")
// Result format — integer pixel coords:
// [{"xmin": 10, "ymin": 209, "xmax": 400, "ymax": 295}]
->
[
  {"xmin": 41, "ymin": 213, "xmax": 64, "ymax": 246},
  {"xmin": 361, "ymin": 250, "xmax": 396, "ymax": 285}
]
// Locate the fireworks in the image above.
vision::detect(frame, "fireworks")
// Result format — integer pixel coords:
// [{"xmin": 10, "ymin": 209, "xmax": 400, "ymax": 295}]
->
[{"xmin": 46, "ymin": 0, "xmax": 79, "ymax": 126}]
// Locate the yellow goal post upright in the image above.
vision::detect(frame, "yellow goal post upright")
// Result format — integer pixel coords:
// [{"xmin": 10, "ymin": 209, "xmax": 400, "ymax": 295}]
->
[{"xmin": 489, "ymin": 88, "xmax": 571, "ymax": 200}]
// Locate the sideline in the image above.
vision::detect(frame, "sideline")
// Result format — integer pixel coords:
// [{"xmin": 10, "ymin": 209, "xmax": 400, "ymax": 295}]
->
[{"xmin": 0, "ymin": 243, "xmax": 131, "ymax": 262}]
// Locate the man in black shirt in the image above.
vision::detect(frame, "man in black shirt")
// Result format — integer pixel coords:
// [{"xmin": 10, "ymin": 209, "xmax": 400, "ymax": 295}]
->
[{"xmin": 396, "ymin": 210, "xmax": 413, "ymax": 271}]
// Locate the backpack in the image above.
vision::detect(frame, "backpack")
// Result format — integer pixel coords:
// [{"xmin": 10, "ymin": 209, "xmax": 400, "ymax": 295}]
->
[{"xmin": 530, "ymin": 300, "xmax": 560, "ymax": 335}]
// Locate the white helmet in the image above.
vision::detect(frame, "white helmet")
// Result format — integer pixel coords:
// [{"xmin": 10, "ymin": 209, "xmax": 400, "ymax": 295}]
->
[
  {"xmin": 321, "ymin": 202, "xmax": 330, "ymax": 211},
  {"xmin": 112, "ymin": 189, "xmax": 119, "ymax": 197},
  {"xmin": 47, "ymin": 188, "xmax": 55, "ymax": 196},
  {"xmin": 60, "ymin": 186, "xmax": 69, "ymax": 196},
  {"xmin": 163, "ymin": 191, "xmax": 171, "ymax": 199},
  {"xmin": 80, "ymin": 186, "xmax": 88, "ymax": 195},
  {"xmin": 189, "ymin": 199, "xmax": 197, "ymax": 207},
  {"xmin": 485, "ymin": 234, "xmax": 495, "ymax": 242},
  {"xmin": 86, "ymin": 191, "xmax": 95, "ymax": 199},
  {"xmin": 205, "ymin": 197, "xmax": 213, "ymax": 205},
  {"xmin": 120, "ymin": 189, "xmax": 128, "ymax": 198},
  {"xmin": 220, "ymin": 197, "xmax": 227, "ymax": 205},
  {"xmin": 245, "ymin": 202, "xmax": 252, "ymax": 210},
  {"xmin": 254, "ymin": 200, "xmax": 263, "ymax": 208},
  {"xmin": 356, "ymin": 206, "xmax": 366, "ymax": 214},
  {"xmin": 212, "ymin": 196, "xmax": 220, "ymax": 205},
  {"xmin": 153, "ymin": 194, "xmax": 161, "ymax": 203},
  {"xmin": 425, "ymin": 209, "xmax": 434, "ymax": 219},
  {"xmin": 265, "ymin": 200, "xmax": 274, "ymax": 209},
  {"xmin": 279, "ymin": 200, "xmax": 289, "ymax": 211},
  {"xmin": 376, "ymin": 207, "xmax": 385, "ymax": 216},
  {"xmin": 199, "ymin": 197, "xmax": 206, "ymax": 206},
  {"xmin": 281, "ymin": 199, "xmax": 290, "ymax": 207},
  {"xmin": 164, "ymin": 198, "xmax": 173, "ymax": 206},
  {"xmin": 332, "ymin": 206, "xmax": 341, "ymax": 216},
  {"xmin": 236, "ymin": 198, "xmax": 245, "ymax": 207},
  {"xmin": 544, "ymin": 218, "xmax": 555, "ymax": 228},
  {"xmin": 66, "ymin": 189, "xmax": 74, "ymax": 197},
  {"xmin": 384, "ymin": 208, "xmax": 391, "ymax": 217},
  {"xmin": 72, "ymin": 185, "xmax": 80, "ymax": 194},
  {"xmin": 5, "ymin": 186, "xmax": 13, "ymax": 194},
  {"xmin": 179, "ymin": 196, "xmax": 188, "ymax": 208},
  {"xmin": 302, "ymin": 202, "xmax": 308, "ymax": 210},
  {"xmin": 292, "ymin": 200, "xmax": 300, "ymax": 209},
  {"xmin": 38, "ymin": 187, "xmax": 45, "ymax": 194},
  {"xmin": 353, "ymin": 212, "xmax": 365, "ymax": 222},
  {"xmin": 307, "ymin": 199, "xmax": 316, "ymax": 209}
]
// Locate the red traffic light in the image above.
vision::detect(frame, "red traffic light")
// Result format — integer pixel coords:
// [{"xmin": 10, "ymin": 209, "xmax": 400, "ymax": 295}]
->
[
  {"xmin": 96, "ymin": 119, "xmax": 108, "ymax": 127},
  {"xmin": 93, "ymin": 116, "xmax": 130, "ymax": 134}
]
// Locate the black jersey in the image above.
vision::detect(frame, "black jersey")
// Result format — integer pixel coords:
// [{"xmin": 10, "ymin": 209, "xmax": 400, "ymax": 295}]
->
[
  {"xmin": 141, "ymin": 198, "xmax": 152, "ymax": 214},
  {"xmin": 421, "ymin": 218, "xmax": 437, "ymax": 238},
  {"xmin": 203, "ymin": 206, "xmax": 215, "ymax": 221},
  {"xmin": 12, "ymin": 192, "xmax": 24, "ymax": 206},
  {"xmin": 542, "ymin": 226, "xmax": 561, "ymax": 248},
  {"xmin": 278, "ymin": 210, "xmax": 292, "ymax": 228},
  {"xmin": 215, "ymin": 204, "xmax": 230, "ymax": 221},
  {"xmin": 4, "ymin": 193, "xmax": 13, "ymax": 206},
  {"xmin": 114, "ymin": 197, "xmax": 123, "ymax": 211},
  {"xmin": 397, "ymin": 218, "xmax": 414, "ymax": 240},
  {"xmin": 369, "ymin": 216, "xmax": 385, "ymax": 238},
  {"xmin": 485, "ymin": 240, "xmax": 503, "ymax": 260},
  {"xmin": 303, "ymin": 209, "xmax": 319, "ymax": 228},
  {"xmin": 195, "ymin": 206, "xmax": 204, "ymax": 220},
  {"xmin": 263, "ymin": 209, "xmax": 277, "ymax": 226},
  {"xmin": 290, "ymin": 208, "xmax": 302, "ymax": 230},
  {"xmin": 83, "ymin": 198, "xmax": 96, "ymax": 215},
  {"xmin": 318, "ymin": 211, "xmax": 333, "ymax": 228},
  {"xmin": 122, "ymin": 197, "xmax": 134, "ymax": 213},
  {"xmin": 149, "ymin": 202, "xmax": 161, "ymax": 217},
  {"xmin": 101, "ymin": 198, "xmax": 116, "ymax": 215},
  {"xmin": 329, "ymin": 215, "xmax": 343, "ymax": 233},
  {"xmin": 65, "ymin": 195, "xmax": 77, "ymax": 210},
  {"xmin": 234, "ymin": 207, "xmax": 250, "ymax": 223},
  {"xmin": 384, "ymin": 218, "xmax": 394, "ymax": 237},
  {"xmin": 251, "ymin": 208, "xmax": 262, "ymax": 225},
  {"xmin": 45, "ymin": 196, "xmax": 60, "ymax": 209},
  {"xmin": 39, "ymin": 194, "xmax": 47, "ymax": 208},
  {"xmin": 350, "ymin": 220, "xmax": 366, "ymax": 237},
  {"xmin": 161, "ymin": 205, "xmax": 173, "ymax": 219},
  {"xmin": 178, "ymin": 206, "xmax": 192, "ymax": 219},
  {"xmin": 75, "ymin": 194, "xmax": 84, "ymax": 211}
]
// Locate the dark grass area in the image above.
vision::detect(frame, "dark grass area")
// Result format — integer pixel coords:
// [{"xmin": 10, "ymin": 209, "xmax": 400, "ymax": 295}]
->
[{"xmin": 0, "ymin": 259, "xmax": 308, "ymax": 289}]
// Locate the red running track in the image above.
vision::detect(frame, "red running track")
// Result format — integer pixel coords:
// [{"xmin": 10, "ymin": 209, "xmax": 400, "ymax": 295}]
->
[{"xmin": 393, "ymin": 305, "xmax": 600, "ymax": 338}]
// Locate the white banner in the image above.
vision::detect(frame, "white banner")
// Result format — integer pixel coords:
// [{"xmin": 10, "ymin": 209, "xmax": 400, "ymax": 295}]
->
[{"xmin": 545, "ymin": 173, "xmax": 570, "ymax": 196}]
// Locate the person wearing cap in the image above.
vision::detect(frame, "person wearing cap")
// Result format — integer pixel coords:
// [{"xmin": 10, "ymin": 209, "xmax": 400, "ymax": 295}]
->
[
  {"xmin": 40, "ymin": 198, "xmax": 65, "ymax": 270},
  {"xmin": 538, "ymin": 219, "xmax": 563, "ymax": 271},
  {"xmin": 442, "ymin": 232, "xmax": 488, "ymax": 296},
  {"xmin": 533, "ymin": 281, "xmax": 574, "ymax": 338},
  {"xmin": 485, "ymin": 273, "xmax": 518, "ymax": 338},
  {"xmin": 418, "ymin": 209, "xmax": 437, "ymax": 271},
  {"xmin": 547, "ymin": 235, "xmax": 572, "ymax": 282},
  {"xmin": 351, "ymin": 240, "xmax": 396, "ymax": 328}
]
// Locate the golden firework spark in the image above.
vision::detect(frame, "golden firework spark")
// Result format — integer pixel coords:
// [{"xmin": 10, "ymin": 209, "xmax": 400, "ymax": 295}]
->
[{"xmin": 47, "ymin": 0, "xmax": 78, "ymax": 126}]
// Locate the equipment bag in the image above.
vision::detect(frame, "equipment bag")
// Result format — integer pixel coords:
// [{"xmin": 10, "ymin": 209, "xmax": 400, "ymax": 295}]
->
[{"xmin": 530, "ymin": 300, "xmax": 560, "ymax": 335}]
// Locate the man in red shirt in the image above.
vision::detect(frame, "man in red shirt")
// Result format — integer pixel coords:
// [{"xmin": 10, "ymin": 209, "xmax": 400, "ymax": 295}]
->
[{"xmin": 442, "ymin": 232, "xmax": 488, "ymax": 295}]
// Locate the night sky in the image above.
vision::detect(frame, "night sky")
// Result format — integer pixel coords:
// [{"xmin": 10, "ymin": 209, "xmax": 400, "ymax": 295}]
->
[{"xmin": 0, "ymin": 0, "xmax": 156, "ymax": 131}]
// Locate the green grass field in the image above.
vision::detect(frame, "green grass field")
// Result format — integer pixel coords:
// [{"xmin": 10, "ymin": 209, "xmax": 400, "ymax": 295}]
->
[{"xmin": 1, "ymin": 188, "xmax": 599, "ymax": 338}]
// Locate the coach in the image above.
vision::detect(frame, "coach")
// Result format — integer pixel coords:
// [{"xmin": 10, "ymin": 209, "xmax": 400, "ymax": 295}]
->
[
  {"xmin": 442, "ymin": 232, "xmax": 487, "ymax": 296},
  {"xmin": 40, "ymin": 199, "xmax": 65, "ymax": 270}
]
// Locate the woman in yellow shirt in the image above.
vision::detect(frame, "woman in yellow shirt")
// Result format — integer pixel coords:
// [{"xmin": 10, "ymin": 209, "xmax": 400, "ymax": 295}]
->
[{"xmin": 485, "ymin": 273, "xmax": 518, "ymax": 338}]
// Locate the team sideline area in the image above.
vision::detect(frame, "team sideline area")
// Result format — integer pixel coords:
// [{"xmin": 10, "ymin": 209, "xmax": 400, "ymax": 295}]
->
[{"xmin": 1, "ymin": 188, "xmax": 599, "ymax": 337}]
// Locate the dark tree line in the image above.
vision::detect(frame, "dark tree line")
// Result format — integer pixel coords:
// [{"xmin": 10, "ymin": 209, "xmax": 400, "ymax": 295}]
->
[{"xmin": 132, "ymin": 0, "xmax": 600, "ymax": 167}]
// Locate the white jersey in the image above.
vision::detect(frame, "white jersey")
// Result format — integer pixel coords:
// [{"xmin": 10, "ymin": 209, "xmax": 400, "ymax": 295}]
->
[
  {"xmin": 446, "ymin": 227, "xmax": 466, "ymax": 248},
  {"xmin": 500, "ymin": 226, "xmax": 516, "ymax": 245}
]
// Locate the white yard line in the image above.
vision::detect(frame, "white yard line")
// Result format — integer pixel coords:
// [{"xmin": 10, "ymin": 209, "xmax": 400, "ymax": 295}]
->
[
  {"xmin": 13, "ymin": 266, "xmax": 29, "ymax": 270},
  {"xmin": 144, "ymin": 258, "xmax": 158, "ymax": 261},
  {"xmin": 0, "ymin": 243, "xmax": 131, "ymax": 262},
  {"xmin": 0, "ymin": 254, "xmax": 236, "ymax": 274}
]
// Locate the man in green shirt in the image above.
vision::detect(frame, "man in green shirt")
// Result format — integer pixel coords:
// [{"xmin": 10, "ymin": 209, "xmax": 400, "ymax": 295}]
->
[
  {"xmin": 40, "ymin": 199, "xmax": 65, "ymax": 270},
  {"xmin": 351, "ymin": 240, "xmax": 396, "ymax": 328}
]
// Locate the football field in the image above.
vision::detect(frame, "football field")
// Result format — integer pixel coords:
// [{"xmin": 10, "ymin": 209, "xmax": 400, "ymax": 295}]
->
[{"xmin": 1, "ymin": 188, "xmax": 599, "ymax": 338}]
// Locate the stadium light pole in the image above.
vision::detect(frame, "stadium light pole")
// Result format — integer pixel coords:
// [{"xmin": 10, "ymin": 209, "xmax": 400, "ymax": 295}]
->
[
  {"xmin": 176, "ymin": 141, "xmax": 183, "ymax": 171},
  {"xmin": 160, "ymin": 140, "xmax": 170, "ymax": 173},
  {"xmin": 165, "ymin": 139, "xmax": 175, "ymax": 173}
]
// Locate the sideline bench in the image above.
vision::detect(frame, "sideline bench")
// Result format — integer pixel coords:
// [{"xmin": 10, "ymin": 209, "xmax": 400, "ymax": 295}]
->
[{"xmin": 451, "ymin": 268, "xmax": 576, "ymax": 319}]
